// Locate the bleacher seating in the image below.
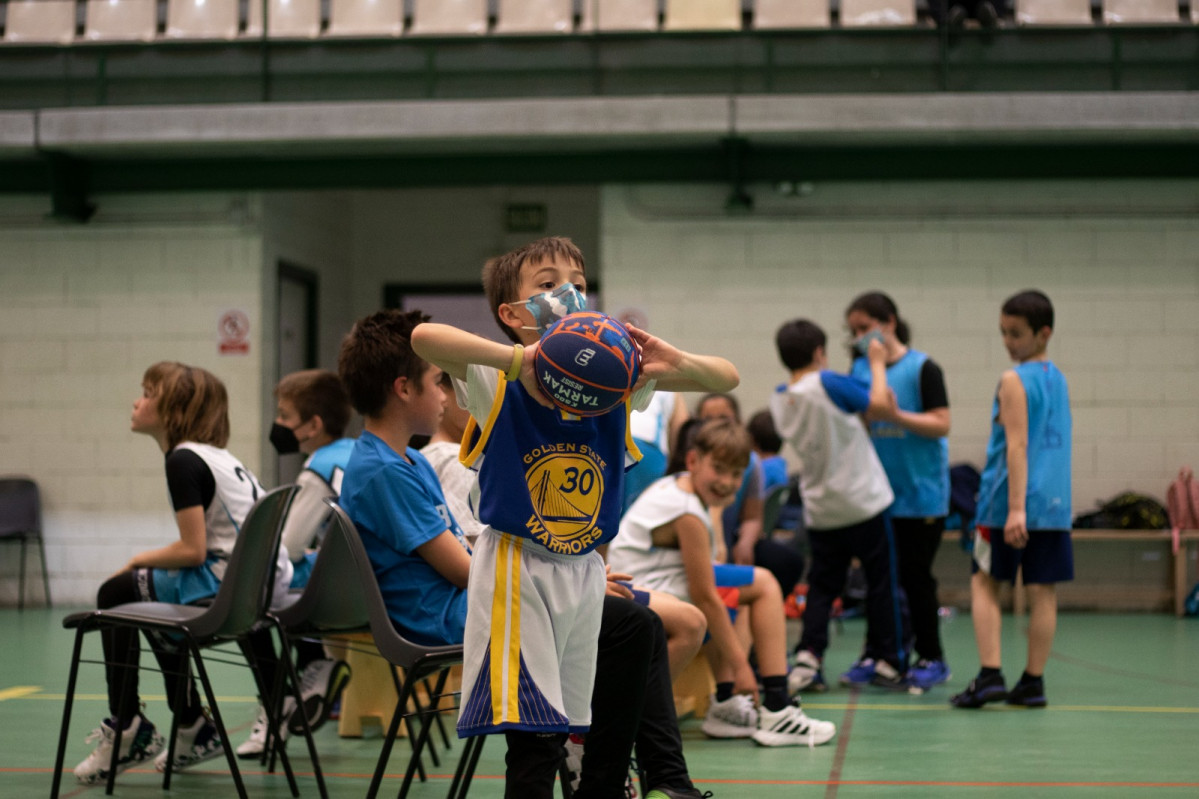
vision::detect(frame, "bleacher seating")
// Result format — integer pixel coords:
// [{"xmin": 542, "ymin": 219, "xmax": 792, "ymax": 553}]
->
[
  {"xmin": 244, "ymin": 0, "xmax": 322, "ymax": 38},
  {"xmin": 495, "ymin": 0, "xmax": 574, "ymax": 34},
  {"xmin": 165, "ymin": 0, "xmax": 240, "ymax": 39},
  {"xmin": 579, "ymin": 0, "xmax": 659, "ymax": 31},
  {"xmin": 82, "ymin": 0, "xmax": 158, "ymax": 42},
  {"xmin": 755, "ymin": 0, "xmax": 831, "ymax": 27},
  {"xmin": 407, "ymin": 0, "xmax": 489, "ymax": 35},
  {"xmin": 663, "ymin": 0, "xmax": 742, "ymax": 30},
  {"xmin": 3, "ymin": 0, "xmax": 77, "ymax": 44},
  {"xmin": 1102, "ymin": 0, "xmax": 1180, "ymax": 22},
  {"xmin": 840, "ymin": 0, "xmax": 917, "ymax": 26},
  {"xmin": 326, "ymin": 0, "xmax": 403, "ymax": 37}
]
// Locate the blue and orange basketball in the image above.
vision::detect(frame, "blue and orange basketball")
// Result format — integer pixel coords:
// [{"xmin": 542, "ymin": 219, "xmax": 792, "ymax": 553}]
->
[{"xmin": 534, "ymin": 311, "xmax": 641, "ymax": 417}]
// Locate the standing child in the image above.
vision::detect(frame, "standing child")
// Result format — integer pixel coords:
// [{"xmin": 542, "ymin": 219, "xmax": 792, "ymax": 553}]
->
[
  {"xmin": 411, "ymin": 236, "xmax": 738, "ymax": 797},
  {"xmin": 237, "ymin": 369, "xmax": 355, "ymax": 758},
  {"xmin": 73, "ymin": 362, "xmax": 292, "ymax": 785},
  {"xmin": 608, "ymin": 417, "xmax": 836, "ymax": 747},
  {"xmin": 845, "ymin": 292, "xmax": 952, "ymax": 690},
  {"xmin": 770, "ymin": 320, "xmax": 908, "ymax": 692},
  {"xmin": 951, "ymin": 290, "xmax": 1071, "ymax": 709}
]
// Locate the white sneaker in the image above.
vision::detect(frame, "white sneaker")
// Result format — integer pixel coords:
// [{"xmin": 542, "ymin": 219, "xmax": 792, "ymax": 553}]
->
[
  {"xmin": 787, "ymin": 650, "xmax": 826, "ymax": 694},
  {"xmin": 292, "ymin": 658, "xmax": 351, "ymax": 733},
  {"xmin": 700, "ymin": 694, "xmax": 758, "ymax": 739},
  {"xmin": 235, "ymin": 701, "xmax": 292, "ymax": 759},
  {"xmin": 562, "ymin": 733, "xmax": 585, "ymax": 791},
  {"xmin": 155, "ymin": 714, "xmax": 224, "ymax": 772},
  {"xmin": 73, "ymin": 714, "xmax": 164, "ymax": 785},
  {"xmin": 752, "ymin": 702, "xmax": 836, "ymax": 748}
]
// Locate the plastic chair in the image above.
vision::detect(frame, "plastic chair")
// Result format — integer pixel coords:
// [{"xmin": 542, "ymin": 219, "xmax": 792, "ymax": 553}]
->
[
  {"xmin": 305, "ymin": 502, "xmax": 469, "ymax": 799},
  {"xmin": 165, "ymin": 0, "xmax": 240, "ymax": 39},
  {"xmin": 2, "ymin": 0, "xmax": 77, "ymax": 44},
  {"xmin": 761, "ymin": 483, "xmax": 792, "ymax": 536},
  {"xmin": 1015, "ymin": 0, "xmax": 1092, "ymax": 24},
  {"xmin": 48, "ymin": 486, "xmax": 320, "ymax": 799},
  {"xmin": 578, "ymin": 0, "xmax": 658, "ymax": 31},
  {"xmin": 0, "ymin": 477, "xmax": 51, "ymax": 610},
  {"xmin": 326, "ymin": 0, "xmax": 403, "ymax": 36},
  {"xmin": 244, "ymin": 0, "xmax": 323, "ymax": 38},
  {"xmin": 840, "ymin": 0, "xmax": 917, "ymax": 25},
  {"xmin": 662, "ymin": 0, "xmax": 741, "ymax": 30},
  {"xmin": 754, "ymin": 0, "xmax": 831, "ymax": 28},
  {"xmin": 82, "ymin": 0, "xmax": 158, "ymax": 41},
  {"xmin": 408, "ymin": 0, "xmax": 488, "ymax": 35},
  {"xmin": 1102, "ymin": 0, "xmax": 1179, "ymax": 22}
]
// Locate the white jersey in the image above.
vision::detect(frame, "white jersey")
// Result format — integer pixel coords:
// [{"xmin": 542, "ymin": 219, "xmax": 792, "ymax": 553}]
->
[
  {"xmin": 174, "ymin": 442, "xmax": 294, "ymax": 602},
  {"xmin": 420, "ymin": 439, "xmax": 486, "ymax": 546},
  {"xmin": 628, "ymin": 391, "xmax": 676, "ymax": 453},
  {"xmin": 607, "ymin": 475, "xmax": 716, "ymax": 603}
]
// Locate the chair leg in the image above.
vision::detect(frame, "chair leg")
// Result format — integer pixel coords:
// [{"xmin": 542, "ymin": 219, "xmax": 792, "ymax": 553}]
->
[
  {"xmin": 400, "ymin": 676, "xmax": 445, "ymax": 798},
  {"xmin": 161, "ymin": 636, "xmax": 193, "ymax": 792},
  {"xmin": 50, "ymin": 627, "xmax": 87, "ymax": 799},
  {"xmin": 18, "ymin": 537, "xmax": 27, "ymax": 612},
  {"xmin": 107, "ymin": 630, "xmax": 141, "ymax": 796},
  {"xmin": 38, "ymin": 532, "xmax": 52, "ymax": 607},
  {"xmin": 245, "ymin": 630, "xmax": 300, "ymax": 797},
  {"xmin": 365, "ymin": 677, "xmax": 419, "ymax": 799},
  {"xmin": 446, "ymin": 734, "xmax": 486, "ymax": 799},
  {"xmin": 274, "ymin": 626, "xmax": 329, "ymax": 799},
  {"xmin": 189, "ymin": 642, "xmax": 249, "ymax": 799},
  {"xmin": 424, "ymin": 674, "xmax": 453, "ymax": 751}
]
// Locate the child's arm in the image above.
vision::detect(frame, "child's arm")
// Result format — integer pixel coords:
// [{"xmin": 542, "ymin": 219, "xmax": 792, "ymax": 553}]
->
[
  {"xmin": 864, "ymin": 337, "xmax": 899, "ymax": 420},
  {"xmin": 869, "ymin": 348, "xmax": 950, "ymax": 437},
  {"xmin": 673, "ymin": 515, "xmax": 759, "ymax": 699},
  {"xmin": 119, "ymin": 506, "xmax": 208, "ymax": 573},
  {"xmin": 996, "ymin": 370, "xmax": 1029, "ymax": 549},
  {"xmin": 415, "ymin": 531, "xmax": 472, "ymax": 589},
  {"xmin": 412, "ymin": 323, "xmax": 550, "ymax": 405},
  {"xmin": 625, "ymin": 324, "xmax": 739, "ymax": 393}
]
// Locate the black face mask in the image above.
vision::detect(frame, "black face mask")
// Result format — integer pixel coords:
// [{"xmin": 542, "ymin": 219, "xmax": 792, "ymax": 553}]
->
[{"xmin": 269, "ymin": 422, "xmax": 301, "ymax": 455}]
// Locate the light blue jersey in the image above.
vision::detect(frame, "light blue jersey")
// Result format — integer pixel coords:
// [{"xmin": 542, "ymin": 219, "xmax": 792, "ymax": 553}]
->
[{"xmin": 976, "ymin": 361, "xmax": 1072, "ymax": 530}]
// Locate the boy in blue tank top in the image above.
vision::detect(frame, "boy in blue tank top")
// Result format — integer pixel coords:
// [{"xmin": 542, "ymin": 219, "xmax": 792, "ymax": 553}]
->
[
  {"xmin": 951, "ymin": 290, "xmax": 1072, "ymax": 710},
  {"xmin": 412, "ymin": 236, "xmax": 738, "ymax": 798}
]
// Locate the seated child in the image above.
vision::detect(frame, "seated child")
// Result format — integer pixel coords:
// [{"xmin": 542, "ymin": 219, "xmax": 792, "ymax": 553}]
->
[{"xmin": 608, "ymin": 417, "xmax": 836, "ymax": 748}]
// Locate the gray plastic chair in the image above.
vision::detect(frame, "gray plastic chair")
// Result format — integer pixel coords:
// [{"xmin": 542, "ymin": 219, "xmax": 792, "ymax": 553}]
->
[
  {"xmin": 0, "ymin": 476, "xmax": 51, "ymax": 610},
  {"xmin": 49, "ymin": 485, "xmax": 311, "ymax": 799}
]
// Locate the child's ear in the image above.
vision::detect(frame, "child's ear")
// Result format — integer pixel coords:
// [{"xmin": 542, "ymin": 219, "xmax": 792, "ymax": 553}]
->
[
  {"xmin": 497, "ymin": 301, "xmax": 525, "ymax": 333},
  {"xmin": 684, "ymin": 448, "xmax": 699, "ymax": 472},
  {"xmin": 392, "ymin": 375, "xmax": 409, "ymax": 400}
]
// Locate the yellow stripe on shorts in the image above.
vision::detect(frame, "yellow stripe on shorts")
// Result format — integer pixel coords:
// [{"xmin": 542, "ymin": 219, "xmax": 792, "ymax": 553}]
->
[{"xmin": 488, "ymin": 534, "xmax": 524, "ymax": 725}]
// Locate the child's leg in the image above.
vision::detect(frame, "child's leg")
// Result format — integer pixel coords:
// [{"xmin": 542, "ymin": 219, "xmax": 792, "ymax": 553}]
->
[
  {"xmin": 798, "ymin": 529, "xmax": 853, "ymax": 658},
  {"xmin": 740, "ymin": 566, "xmax": 787, "ymax": 677},
  {"xmin": 504, "ymin": 730, "xmax": 568, "ymax": 799},
  {"xmin": 970, "ymin": 571, "xmax": 1003, "ymax": 668},
  {"xmin": 97, "ymin": 571, "xmax": 147, "ymax": 722},
  {"xmin": 853, "ymin": 515, "xmax": 906, "ymax": 669},
  {"xmin": 893, "ymin": 516, "xmax": 946, "ymax": 661},
  {"xmin": 646, "ymin": 590, "xmax": 707, "ymax": 680},
  {"xmin": 1024, "ymin": 583, "xmax": 1057, "ymax": 676}
]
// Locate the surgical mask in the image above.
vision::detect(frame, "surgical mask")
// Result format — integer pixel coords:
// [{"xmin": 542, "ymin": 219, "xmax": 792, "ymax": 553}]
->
[
  {"xmin": 512, "ymin": 283, "xmax": 587, "ymax": 336},
  {"xmin": 852, "ymin": 329, "xmax": 885, "ymax": 357},
  {"xmin": 269, "ymin": 422, "xmax": 300, "ymax": 455}
]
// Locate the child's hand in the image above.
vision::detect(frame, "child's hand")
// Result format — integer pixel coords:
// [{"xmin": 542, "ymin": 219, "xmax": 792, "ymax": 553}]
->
[
  {"xmin": 1004, "ymin": 510, "xmax": 1028, "ymax": 549},
  {"xmin": 733, "ymin": 660, "xmax": 760, "ymax": 701},
  {"xmin": 604, "ymin": 565, "xmax": 635, "ymax": 600},
  {"xmin": 624, "ymin": 323, "xmax": 682, "ymax": 389},
  {"xmin": 516, "ymin": 341, "xmax": 555, "ymax": 408},
  {"xmin": 867, "ymin": 336, "xmax": 887, "ymax": 364}
]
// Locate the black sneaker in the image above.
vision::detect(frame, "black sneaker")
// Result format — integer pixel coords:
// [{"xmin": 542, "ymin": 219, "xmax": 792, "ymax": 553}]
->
[
  {"xmin": 1005, "ymin": 677, "xmax": 1047, "ymax": 708},
  {"xmin": 645, "ymin": 788, "xmax": 714, "ymax": 799},
  {"xmin": 949, "ymin": 673, "xmax": 1008, "ymax": 709},
  {"xmin": 869, "ymin": 660, "xmax": 910, "ymax": 691}
]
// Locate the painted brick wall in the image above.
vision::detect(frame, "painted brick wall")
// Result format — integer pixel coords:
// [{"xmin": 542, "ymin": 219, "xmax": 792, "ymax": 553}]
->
[
  {"xmin": 599, "ymin": 180, "xmax": 1199, "ymax": 515},
  {"xmin": 0, "ymin": 193, "xmax": 266, "ymax": 605}
]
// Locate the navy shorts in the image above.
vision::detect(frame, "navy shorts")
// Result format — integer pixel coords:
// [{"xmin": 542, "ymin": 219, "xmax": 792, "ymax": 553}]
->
[{"xmin": 974, "ymin": 526, "xmax": 1074, "ymax": 585}]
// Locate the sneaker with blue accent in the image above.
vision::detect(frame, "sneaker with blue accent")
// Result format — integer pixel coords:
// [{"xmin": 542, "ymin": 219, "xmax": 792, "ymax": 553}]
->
[
  {"xmin": 787, "ymin": 650, "xmax": 827, "ymax": 694},
  {"xmin": 73, "ymin": 714, "xmax": 164, "ymax": 785},
  {"xmin": 909, "ymin": 659, "xmax": 952, "ymax": 690},
  {"xmin": 1005, "ymin": 676, "xmax": 1047, "ymax": 708},
  {"xmin": 155, "ymin": 714, "xmax": 224, "ymax": 772},
  {"xmin": 839, "ymin": 657, "xmax": 876, "ymax": 687},
  {"xmin": 950, "ymin": 673, "xmax": 1008, "ymax": 709}
]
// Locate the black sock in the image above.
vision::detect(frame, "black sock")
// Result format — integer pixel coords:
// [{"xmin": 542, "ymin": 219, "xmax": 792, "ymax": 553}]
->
[
  {"xmin": 762, "ymin": 676, "xmax": 790, "ymax": 712},
  {"xmin": 1020, "ymin": 670, "xmax": 1041, "ymax": 683},
  {"xmin": 715, "ymin": 682, "xmax": 734, "ymax": 703},
  {"xmin": 979, "ymin": 667, "xmax": 1002, "ymax": 681}
]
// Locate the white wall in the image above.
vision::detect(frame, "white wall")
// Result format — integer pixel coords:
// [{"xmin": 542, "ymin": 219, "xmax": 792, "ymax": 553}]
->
[
  {"xmin": 0, "ymin": 193, "xmax": 266, "ymax": 605},
  {"xmin": 599, "ymin": 180, "xmax": 1199, "ymax": 513}
]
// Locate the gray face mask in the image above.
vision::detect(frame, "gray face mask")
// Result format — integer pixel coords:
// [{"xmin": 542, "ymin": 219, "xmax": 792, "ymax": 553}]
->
[
  {"xmin": 514, "ymin": 283, "xmax": 588, "ymax": 336},
  {"xmin": 852, "ymin": 329, "xmax": 885, "ymax": 357}
]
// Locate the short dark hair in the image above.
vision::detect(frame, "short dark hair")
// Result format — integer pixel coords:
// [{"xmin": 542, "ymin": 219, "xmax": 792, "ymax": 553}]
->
[
  {"xmin": 690, "ymin": 417, "xmax": 752, "ymax": 472},
  {"xmin": 1002, "ymin": 290, "xmax": 1054, "ymax": 332},
  {"xmin": 482, "ymin": 236, "xmax": 587, "ymax": 344},
  {"xmin": 775, "ymin": 319, "xmax": 827, "ymax": 371},
  {"xmin": 746, "ymin": 410, "xmax": 782, "ymax": 455},
  {"xmin": 275, "ymin": 369, "xmax": 352, "ymax": 438},
  {"xmin": 696, "ymin": 392, "xmax": 741, "ymax": 423},
  {"xmin": 338, "ymin": 309, "xmax": 431, "ymax": 419}
]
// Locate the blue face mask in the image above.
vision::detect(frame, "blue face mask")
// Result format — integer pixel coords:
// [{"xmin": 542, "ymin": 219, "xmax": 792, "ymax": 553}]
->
[
  {"xmin": 852, "ymin": 329, "xmax": 885, "ymax": 357},
  {"xmin": 517, "ymin": 283, "xmax": 587, "ymax": 336}
]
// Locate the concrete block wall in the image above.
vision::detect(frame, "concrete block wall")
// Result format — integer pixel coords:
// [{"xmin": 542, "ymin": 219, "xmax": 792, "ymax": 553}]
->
[
  {"xmin": 0, "ymin": 193, "xmax": 267, "ymax": 605},
  {"xmin": 599, "ymin": 180, "xmax": 1199, "ymax": 515}
]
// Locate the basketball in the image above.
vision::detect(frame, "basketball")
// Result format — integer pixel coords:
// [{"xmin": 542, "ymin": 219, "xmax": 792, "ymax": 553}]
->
[{"xmin": 534, "ymin": 311, "xmax": 641, "ymax": 417}]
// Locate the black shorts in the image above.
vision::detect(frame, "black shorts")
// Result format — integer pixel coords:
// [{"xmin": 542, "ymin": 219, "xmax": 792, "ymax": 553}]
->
[{"xmin": 973, "ymin": 526, "xmax": 1074, "ymax": 585}]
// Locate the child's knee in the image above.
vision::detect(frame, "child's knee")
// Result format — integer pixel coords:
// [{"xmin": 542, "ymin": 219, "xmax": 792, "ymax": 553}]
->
[{"xmin": 752, "ymin": 566, "xmax": 782, "ymax": 600}]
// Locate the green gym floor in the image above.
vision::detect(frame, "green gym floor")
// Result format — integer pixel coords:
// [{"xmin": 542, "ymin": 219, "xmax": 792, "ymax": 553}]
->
[{"xmin": 4, "ymin": 608, "xmax": 1196, "ymax": 798}]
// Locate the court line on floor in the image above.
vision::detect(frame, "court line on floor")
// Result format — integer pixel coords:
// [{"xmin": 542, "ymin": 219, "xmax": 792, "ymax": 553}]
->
[
  {"xmin": 823, "ymin": 685, "xmax": 859, "ymax": 799},
  {"xmin": 0, "ymin": 686, "xmax": 40, "ymax": 701},
  {"xmin": 803, "ymin": 702, "xmax": 1199, "ymax": 714}
]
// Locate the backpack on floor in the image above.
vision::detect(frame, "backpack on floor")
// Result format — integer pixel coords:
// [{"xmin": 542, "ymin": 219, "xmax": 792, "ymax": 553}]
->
[
  {"xmin": 1072, "ymin": 491, "xmax": 1169, "ymax": 531},
  {"xmin": 1166, "ymin": 467, "xmax": 1199, "ymax": 555}
]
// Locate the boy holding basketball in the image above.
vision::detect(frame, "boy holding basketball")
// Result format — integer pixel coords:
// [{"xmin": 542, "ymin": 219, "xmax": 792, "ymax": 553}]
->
[{"xmin": 411, "ymin": 236, "xmax": 737, "ymax": 797}]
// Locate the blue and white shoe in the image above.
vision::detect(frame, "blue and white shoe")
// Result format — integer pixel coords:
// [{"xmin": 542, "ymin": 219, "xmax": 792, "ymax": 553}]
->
[
  {"xmin": 839, "ymin": 658, "xmax": 876, "ymax": 687},
  {"xmin": 155, "ymin": 714, "xmax": 224, "ymax": 772},
  {"xmin": 908, "ymin": 659, "xmax": 952, "ymax": 690},
  {"xmin": 73, "ymin": 714, "xmax": 164, "ymax": 784}
]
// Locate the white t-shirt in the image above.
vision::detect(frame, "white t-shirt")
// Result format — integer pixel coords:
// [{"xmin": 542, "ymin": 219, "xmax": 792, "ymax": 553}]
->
[
  {"xmin": 607, "ymin": 474, "xmax": 716, "ymax": 603},
  {"xmin": 421, "ymin": 439, "xmax": 486, "ymax": 546},
  {"xmin": 628, "ymin": 391, "xmax": 676, "ymax": 453}
]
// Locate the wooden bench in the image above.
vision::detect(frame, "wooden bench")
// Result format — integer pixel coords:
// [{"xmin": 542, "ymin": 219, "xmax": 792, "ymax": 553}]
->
[{"xmin": 947, "ymin": 528, "xmax": 1199, "ymax": 616}]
